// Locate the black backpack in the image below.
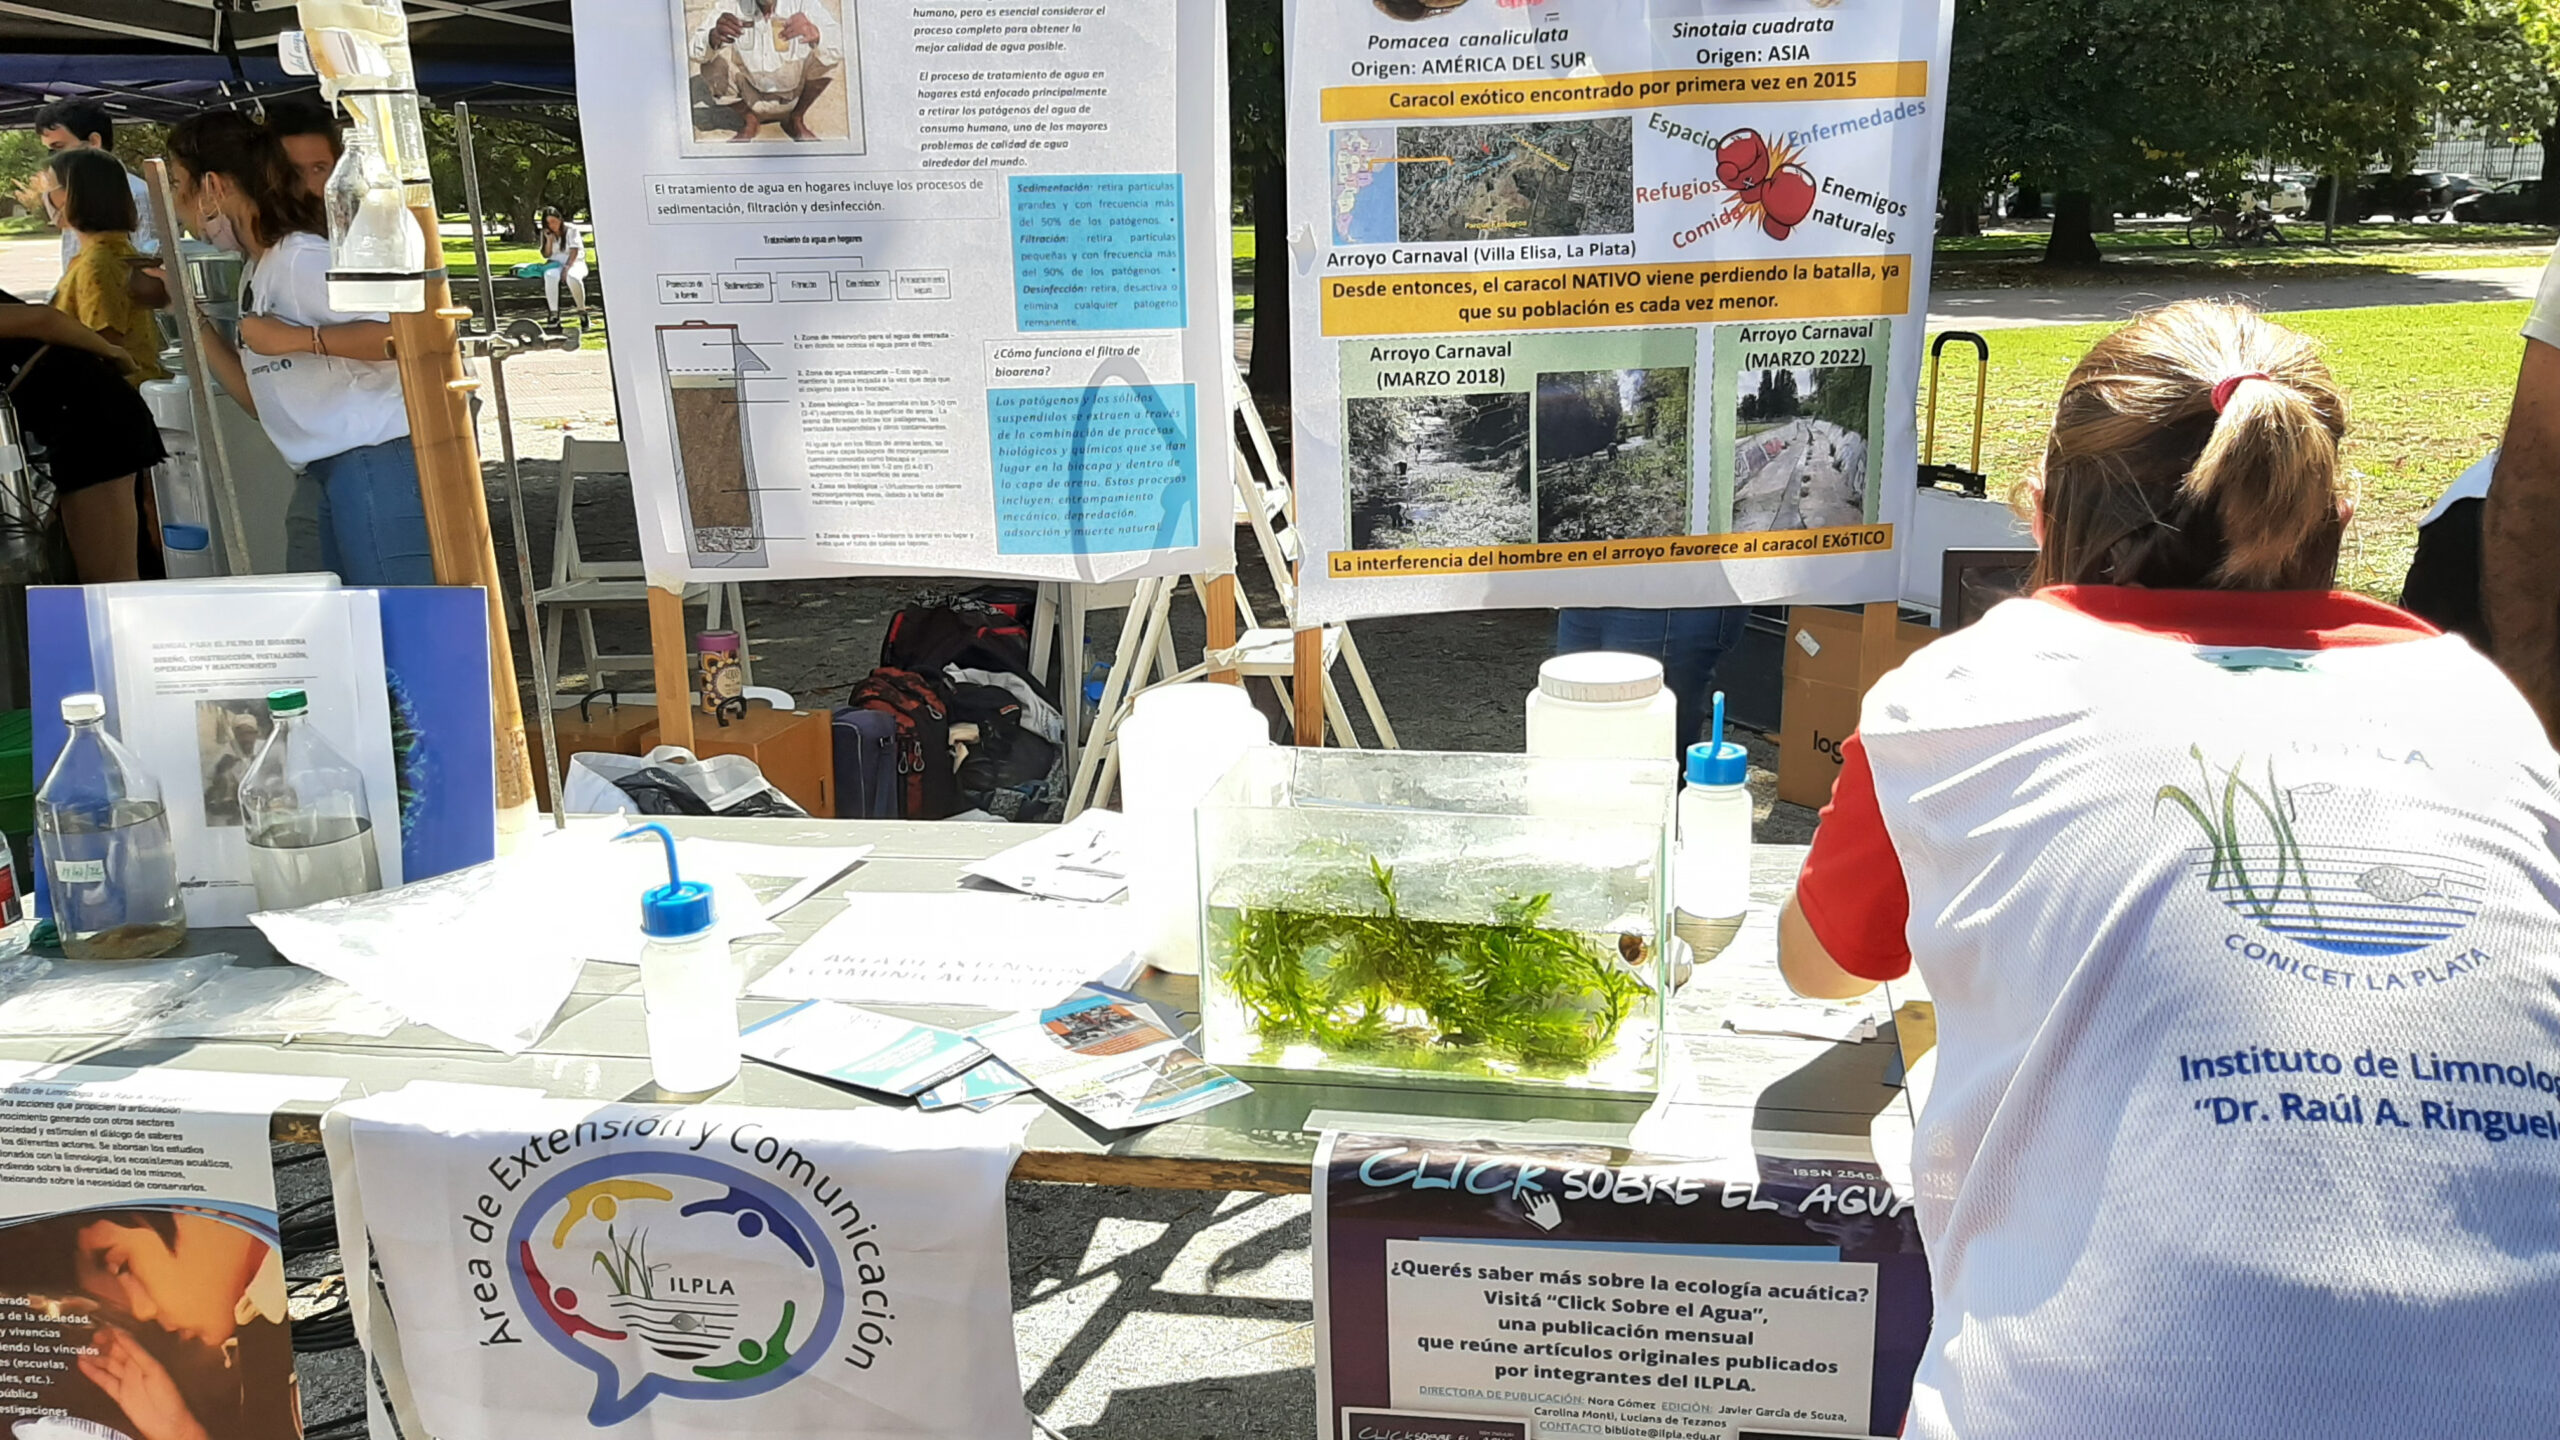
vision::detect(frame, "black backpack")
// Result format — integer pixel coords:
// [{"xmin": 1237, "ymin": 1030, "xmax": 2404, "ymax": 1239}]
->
[
  {"xmin": 879, "ymin": 599, "xmax": 1049, "ymax": 704},
  {"xmin": 843, "ymin": 668, "xmax": 960, "ymax": 820},
  {"xmin": 946, "ymin": 683, "xmax": 1059, "ymax": 821}
]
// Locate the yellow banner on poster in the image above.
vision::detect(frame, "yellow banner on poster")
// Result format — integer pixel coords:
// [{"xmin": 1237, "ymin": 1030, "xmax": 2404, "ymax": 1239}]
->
[
  {"xmin": 1321, "ymin": 258, "xmax": 1912, "ymax": 337},
  {"xmin": 1327, "ymin": 524, "xmax": 1897, "ymax": 578},
  {"xmin": 1319, "ymin": 62, "xmax": 1931, "ymax": 123}
]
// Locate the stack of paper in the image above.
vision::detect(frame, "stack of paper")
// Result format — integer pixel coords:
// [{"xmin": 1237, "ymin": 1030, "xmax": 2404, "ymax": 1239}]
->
[
  {"xmin": 1723, "ymin": 999, "xmax": 1885, "ymax": 1044},
  {"xmin": 961, "ymin": 810, "xmax": 1132, "ymax": 902},
  {"xmin": 974, "ymin": 987, "xmax": 1248, "ymax": 1130},
  {"xmin": 742, "ymin": 1000, "xmax": 987, "ymax": 1098},
  {"xmin": 749, "ymin": 891, "xmax": 1144, "ymax": 1009}
]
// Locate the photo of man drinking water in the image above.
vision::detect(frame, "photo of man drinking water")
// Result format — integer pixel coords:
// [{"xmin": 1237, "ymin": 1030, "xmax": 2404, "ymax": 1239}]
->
[{"xmin": 679, "ymin": 0, "xmax": 862, "ymax": 153}]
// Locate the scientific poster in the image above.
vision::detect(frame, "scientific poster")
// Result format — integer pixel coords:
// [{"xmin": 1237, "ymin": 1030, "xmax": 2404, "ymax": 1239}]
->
[
  {"xmin": 1287, "ymin": 0, "xmax": 1957, "ymax": 622},
  {"xmin": 1315, "ymin": 1133, "xmax": 1930, "ymax": 1440},
  {"xmin": 0, "ymin": 1065, "xmax": 343, "ymax": 1440},
  {"xmin": 572, "ymin": 0, "xmax": 1236, "ymax": 583}
]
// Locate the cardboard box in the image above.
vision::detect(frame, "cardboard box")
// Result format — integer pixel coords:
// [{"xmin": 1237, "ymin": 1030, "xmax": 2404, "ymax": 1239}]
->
[
  {"xmin": 641, "ymin": 702, "xmax": 836, "ymax": 817},
  {"xmin": 1775, "ymin": 607, "xmax": 1938, "ymax": 810},
  {"xmin": 532, "ymin": 698, "xmax": 663, "ymax": 808}
]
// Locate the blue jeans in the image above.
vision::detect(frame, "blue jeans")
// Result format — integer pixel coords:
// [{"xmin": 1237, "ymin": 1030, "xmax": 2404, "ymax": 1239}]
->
[
  {"xmin": 286, "ymin": 436, "xmax": 436, "ymax": 585},
  {"xmin": 1555, "ymin": 606, "xmax": 1750, "ymax": 753}
]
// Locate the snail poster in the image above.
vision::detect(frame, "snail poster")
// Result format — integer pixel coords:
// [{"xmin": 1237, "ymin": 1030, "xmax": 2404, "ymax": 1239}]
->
[
  {"xmin": 567, "ymin": 0, "xmax": 1236, "ymax": 585},
  {"xmin": 1288, "ymin": 0, "xmax": 1958, "ymax": 623}
]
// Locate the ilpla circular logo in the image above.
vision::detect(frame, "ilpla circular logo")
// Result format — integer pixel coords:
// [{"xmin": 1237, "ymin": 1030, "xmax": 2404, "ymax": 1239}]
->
[{"xmin": 507, "ymin": 1152, "xmax": 844, "ymax": 1425}]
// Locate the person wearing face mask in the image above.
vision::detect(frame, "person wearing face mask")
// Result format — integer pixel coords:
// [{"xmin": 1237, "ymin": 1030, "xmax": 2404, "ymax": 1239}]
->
[
  {"xmin": 165, "ymin": 110, "xmax": 431, "ymax": 586},
  {"xmin": 33, "ymin": 98, "xmax": 161, "ymax": 274}
]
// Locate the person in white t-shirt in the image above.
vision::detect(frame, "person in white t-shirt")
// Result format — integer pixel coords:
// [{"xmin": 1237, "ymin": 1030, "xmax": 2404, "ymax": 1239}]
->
[
  {"xmin": 166, "ymin": 110, "xmax": 430, "ymax": 586},
  {"xmin": 2485, "ymin": 249, "xmax": 2560, "ymax": 739},
  {"xmin": 1782, "ymin": 301, "xmax": 2560, "ymax": 1439},
  {"xmin": 537, "ymin": 208, "xmax": 588, "ymax": 323}
]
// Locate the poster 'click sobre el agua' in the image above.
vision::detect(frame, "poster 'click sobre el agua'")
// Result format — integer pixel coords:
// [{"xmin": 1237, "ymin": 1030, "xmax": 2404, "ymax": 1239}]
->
[{"xmin": 1290, "ymin": 0, "xmax": 1957, "ymax": 622}]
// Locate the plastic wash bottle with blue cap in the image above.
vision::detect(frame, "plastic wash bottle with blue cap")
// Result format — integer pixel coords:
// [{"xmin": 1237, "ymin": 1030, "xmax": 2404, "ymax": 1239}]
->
[
  {"xmin": 1675, "ymin": 692, "xmax": 1752, "ymax": 960},
  {"xmin": 622, "ymin": 823, "xmax": 740, "ymax": 1093}
]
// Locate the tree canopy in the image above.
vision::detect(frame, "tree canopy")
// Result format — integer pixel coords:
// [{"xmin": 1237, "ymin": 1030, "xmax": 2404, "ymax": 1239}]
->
[{"xmin": 1942, "ymin": 0, "xmax": 2560, "ymax": 260}]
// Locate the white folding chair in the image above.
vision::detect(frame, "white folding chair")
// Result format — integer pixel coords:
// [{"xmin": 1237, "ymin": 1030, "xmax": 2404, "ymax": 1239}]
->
[{"xmin": 533, "ymin": 436, "xmax": 752, "ymax": 694}]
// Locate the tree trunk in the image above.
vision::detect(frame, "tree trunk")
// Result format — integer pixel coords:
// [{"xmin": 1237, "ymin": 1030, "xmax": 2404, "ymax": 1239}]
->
[
  {"xmin": 2043, "ymin": 191, "xmax": 2103, "ymax": 266},
  {"xmin": 2088, "ymin": 191, "xmax": 2116, "ymax": 233},
  {"xmin": 1938, "ymin": 184, "xmax": 1983, "ymax": 238},
  {"xmin": 514, "ymin": 153, "xmax": 564, "ymax": 245},
  {"xmin": 2540, "ymin": 115, "xmax": 2560, "ymax": 224},
  {"xmin": 1245, "ymin": 156, "xmax": 1291, "ymax": 401}
]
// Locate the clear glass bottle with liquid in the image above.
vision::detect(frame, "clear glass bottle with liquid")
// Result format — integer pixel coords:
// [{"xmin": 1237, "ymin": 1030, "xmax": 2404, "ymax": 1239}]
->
[
  {"xmin": 36, "ymin": 693, "xmax": 186, "ymax": 960},
  {"xmin": 240, "ymin": 688, "xmax": 383, "ymax": 911}
]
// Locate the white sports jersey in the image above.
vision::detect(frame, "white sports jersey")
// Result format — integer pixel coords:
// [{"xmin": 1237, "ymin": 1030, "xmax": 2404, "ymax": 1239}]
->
[{"xmin": 1860, "ymin": 596, "xmax": 2560, "ymax": 1439}]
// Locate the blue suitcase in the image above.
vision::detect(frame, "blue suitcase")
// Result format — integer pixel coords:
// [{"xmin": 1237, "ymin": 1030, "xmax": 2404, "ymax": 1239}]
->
[{"xmin": 831, "ymin": 706, "xmax": 902, "ymax": 819}]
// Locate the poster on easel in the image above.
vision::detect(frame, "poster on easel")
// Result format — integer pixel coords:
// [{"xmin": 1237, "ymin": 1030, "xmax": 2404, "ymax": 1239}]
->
[
  {"xmin": 1286, "ymin": 0, "xmax": 1956, "ymax": 624},
  {"xmin": 571, "ymin": 0, "xmax": 1237, "ymax": 584}
]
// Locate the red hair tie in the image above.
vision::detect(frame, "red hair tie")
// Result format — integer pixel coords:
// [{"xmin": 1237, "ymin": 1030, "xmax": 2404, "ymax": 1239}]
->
[{"xmin": 2211, "ymin": 372, "xmax": 2272, "ymax": 415}]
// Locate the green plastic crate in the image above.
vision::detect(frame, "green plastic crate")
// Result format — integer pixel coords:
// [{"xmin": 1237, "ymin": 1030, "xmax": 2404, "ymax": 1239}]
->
[{"xmin": 0, "ymin": 708, "xmax": 30, "ymax": 839}]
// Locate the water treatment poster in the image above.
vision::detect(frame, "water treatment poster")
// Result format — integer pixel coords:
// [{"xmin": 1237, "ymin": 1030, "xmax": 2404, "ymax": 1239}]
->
[
  {"xmin": 571, "ymin": 0, "xmax": 1235, "ymax": 583},
  {"xmin": 1314, "ymin": 1132, "xmax": 1931, "ymax": 1439},
  {"xmin": 1286, "ymin": 0, "xmax": 1956, "ymax": 623}
]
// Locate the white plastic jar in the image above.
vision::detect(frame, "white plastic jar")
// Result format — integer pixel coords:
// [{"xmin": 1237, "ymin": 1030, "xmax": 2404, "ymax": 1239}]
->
[
  {"xmin": 1526, "ymin": 652, "xmax": 1678, "ymax": 761},
  {"xmin": 1119, "ymin": 683, "xmax": 1270, "ymax": 974}
]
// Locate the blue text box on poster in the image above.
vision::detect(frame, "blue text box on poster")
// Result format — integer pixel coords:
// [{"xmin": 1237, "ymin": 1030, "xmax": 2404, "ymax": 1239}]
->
[
  {"xmin": 988, "ymin": 384, "xmax": 1200, "ymax": 555},
  {"xmin": 1009, "ymin": 174, "xmax": 1187, "ymax": 332}
]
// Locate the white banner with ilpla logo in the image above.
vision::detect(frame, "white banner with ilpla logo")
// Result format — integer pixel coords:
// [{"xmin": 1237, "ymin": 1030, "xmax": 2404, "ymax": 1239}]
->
[{"xmin": 325, "ymin": 1084, "xmax": 1026, "ymax": 1439}]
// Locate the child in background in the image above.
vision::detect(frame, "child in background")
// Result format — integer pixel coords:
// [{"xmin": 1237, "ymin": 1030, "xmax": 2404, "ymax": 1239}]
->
[{"xmin": 45, "ymin": 146, "xmax": 168, "ymax": 386}]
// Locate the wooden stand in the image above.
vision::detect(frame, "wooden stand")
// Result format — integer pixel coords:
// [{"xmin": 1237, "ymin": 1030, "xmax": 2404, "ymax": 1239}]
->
[
  {"xmin": 1205, "ymin": 574, "xmax": 1239, "ymax": 684},
  {"xmin": 1292, "ymin": 625, "xmax": 1324, "ymax": 746},
  {"xmin": 391, "ymin": 202, "xmax": 537, "ymax": 827},
  {"xmin": 647, "ymin": 582, "xmax": 696, "ymax": 752}
]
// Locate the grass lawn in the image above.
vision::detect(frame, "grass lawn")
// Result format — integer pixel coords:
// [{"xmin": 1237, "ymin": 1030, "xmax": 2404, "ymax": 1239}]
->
[
  {"xmin": 441, "ymin": 234, "xmax": 551, "ymax": 278},
  {"xmin": 1936, "ymin": 220, "xmax": 2556, "ymax": 256},
  {"xmin": 1951, "ymin": 300, "xmax": 2527, "ymax": 599}
]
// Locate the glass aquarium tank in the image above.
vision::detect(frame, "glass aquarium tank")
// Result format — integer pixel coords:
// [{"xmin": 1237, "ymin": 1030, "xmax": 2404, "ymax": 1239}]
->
[{"xmin": 1197, "ymin": 748, "xmax": 1675, "ymax": 1095}]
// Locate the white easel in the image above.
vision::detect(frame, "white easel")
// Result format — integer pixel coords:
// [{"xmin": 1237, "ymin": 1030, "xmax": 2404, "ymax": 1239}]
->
[{"xmin": 1048, "ymin": 366, "xmax": 1398, "ymax": 817}]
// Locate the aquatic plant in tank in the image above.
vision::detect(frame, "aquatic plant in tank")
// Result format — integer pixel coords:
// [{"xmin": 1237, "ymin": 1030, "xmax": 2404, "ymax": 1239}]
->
[{"xmin": 1197, "ymin": 749, "xmax": 1674, "ymax": 1093}]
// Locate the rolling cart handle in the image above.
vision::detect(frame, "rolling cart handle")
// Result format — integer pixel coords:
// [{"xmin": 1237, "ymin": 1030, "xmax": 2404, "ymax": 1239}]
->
[{"xmin": 1925, "ymin": 330, "xmax": 1990, "ymax": 474}]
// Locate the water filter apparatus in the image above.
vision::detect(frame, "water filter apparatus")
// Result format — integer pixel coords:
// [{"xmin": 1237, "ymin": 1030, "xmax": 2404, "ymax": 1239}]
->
[{"xmin": 292, "ymin": 0, "xmax": 434, "ymax": 312}]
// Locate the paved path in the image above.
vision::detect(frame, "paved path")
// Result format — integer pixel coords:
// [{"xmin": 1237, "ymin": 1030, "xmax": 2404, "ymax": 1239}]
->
[
  {"xmin": 0, "ymin": 235, "xmax": 60, "ymax": 299},
  {"xmin": 1927, "ymin": 264, "xmax": 2547, "ymax": 332}
]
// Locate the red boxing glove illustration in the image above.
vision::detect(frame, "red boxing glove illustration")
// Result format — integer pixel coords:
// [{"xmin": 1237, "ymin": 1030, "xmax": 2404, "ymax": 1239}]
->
[
  {"xmin": 1715, "ymin": 129, "xmax": 1771, "ymax": 202},
  {"xmin": 1759, "ymin": 163, "xmax": 1817, "ymax": 239}
]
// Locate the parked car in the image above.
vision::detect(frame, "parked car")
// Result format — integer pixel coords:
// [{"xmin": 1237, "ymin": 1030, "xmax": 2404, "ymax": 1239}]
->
[
  {"xmin": 2424, "ymin": 171, "xmax": 2493, "ymax": 211},
  {"xmin": 2452, "ymin": 178, "xmax": 2546, "ymax": 224},
  {"xmin": 2248, "ymin": 174, "xmax": 2311, "ymax": 215},
  {"xmin": 2321, "ymin": 171, "xmax": 2455, "ymax": 221}
]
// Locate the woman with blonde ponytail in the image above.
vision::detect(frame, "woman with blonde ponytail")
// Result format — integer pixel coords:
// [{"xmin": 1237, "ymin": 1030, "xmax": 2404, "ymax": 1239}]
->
[{"xmin": 1777, "ymin": 301, "xmax": 2560, "ymax": 1439}]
